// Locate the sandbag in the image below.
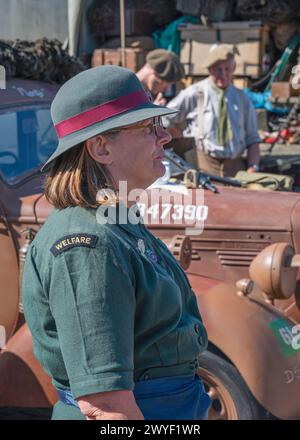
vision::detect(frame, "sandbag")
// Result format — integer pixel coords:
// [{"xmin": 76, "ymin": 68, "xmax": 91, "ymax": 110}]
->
[
  {"xmin": 0, "ymin": 38, "xmax": 85, "ymax": 84},
  {"xmin": 234, "ymin": 170, "xmax": 294, "ymax": 191}
]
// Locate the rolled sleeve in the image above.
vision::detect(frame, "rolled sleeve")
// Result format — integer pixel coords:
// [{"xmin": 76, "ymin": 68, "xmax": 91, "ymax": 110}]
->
[{"xmin": 48, "ymin": 244, "xmax": 136, "ymax": 399}]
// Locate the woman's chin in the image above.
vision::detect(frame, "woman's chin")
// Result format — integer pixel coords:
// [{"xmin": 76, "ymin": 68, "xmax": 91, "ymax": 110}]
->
[{"xmin": 154, "ymin": 159, "xmax": 165, "ymax": 174}]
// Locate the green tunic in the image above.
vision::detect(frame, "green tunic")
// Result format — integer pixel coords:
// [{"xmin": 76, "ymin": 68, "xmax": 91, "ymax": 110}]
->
[{"xmin": 22, "ymin": 204, "xmax": 208, "ymax": 418}]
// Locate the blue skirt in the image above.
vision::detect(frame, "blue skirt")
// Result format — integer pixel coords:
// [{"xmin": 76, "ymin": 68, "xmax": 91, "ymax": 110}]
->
[
  {"xmin": 55, "ymin": 374, "xmax": 211, "ymax": 420},
  {"xmin": 134, "ymin": 374, "xmax": 211, "ymax": 420}
]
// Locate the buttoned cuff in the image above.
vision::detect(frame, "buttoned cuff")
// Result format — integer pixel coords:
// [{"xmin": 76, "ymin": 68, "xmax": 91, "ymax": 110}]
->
[{"xmin": 70, "ymin": 372, "xmax": 134, "ymax": 399}]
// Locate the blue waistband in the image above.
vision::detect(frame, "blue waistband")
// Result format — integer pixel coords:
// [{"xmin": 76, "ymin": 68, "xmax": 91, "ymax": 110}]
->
[
  {"xmin": 56, "ymin": 374, "xmax": 211, "ymax": 420},
  {"xmin": 134, "ymin": 374, "xmax": 211, "ymax": 420},
  {"xmin": 56, "ymin": 374, "xmax": 199, "ymax": 408},
  {"xmin": 56, "ymin": 387, "xmax": 79, "ymax": 408},
  {"xmin": 133, "ymin": 373, "xmax": 196, "ymax": 397}
]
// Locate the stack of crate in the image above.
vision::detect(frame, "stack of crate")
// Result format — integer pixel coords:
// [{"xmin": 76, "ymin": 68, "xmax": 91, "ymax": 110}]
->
[
  {"xmin": 91, "ymin": 48, "xmax": 147, "ymax": 73},
  {"xmin": 179, "ymin": 21, "xmax": 270, "ymax": 79}
]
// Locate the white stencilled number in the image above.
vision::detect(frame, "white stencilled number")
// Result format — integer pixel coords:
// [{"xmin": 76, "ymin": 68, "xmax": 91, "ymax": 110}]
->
[
  {"xmin": 196, "ymin": 205, "xmax": 208, "ymax": 221},
  {"xmin": 161, "ymin": 204, "xmax": 172, "ymax": 220},
  {"xmin": 139, "ymin": 203, "xmax": 208, "ymax": 223},
  {"xmin": 172, "ymin": 204, "xmax": 184, "ymax": 220},
  {"xmin": 184, "ymin": 205, "xmax": 196, "ymax": 221},
  {"xmin": 147, "ymin": 203, "xmax": 159, "ymax": 219}
]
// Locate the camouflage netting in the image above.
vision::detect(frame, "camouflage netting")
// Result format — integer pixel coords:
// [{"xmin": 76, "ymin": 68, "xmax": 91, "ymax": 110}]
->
[{"xmin": 0, "ymin": 38, "xmax": 86, "ymax": 84}]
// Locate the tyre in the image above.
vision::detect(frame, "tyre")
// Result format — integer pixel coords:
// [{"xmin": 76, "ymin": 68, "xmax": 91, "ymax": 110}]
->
[{"xmin": 197, "ymin": 351, "xmax": 267, "ymax": 420}]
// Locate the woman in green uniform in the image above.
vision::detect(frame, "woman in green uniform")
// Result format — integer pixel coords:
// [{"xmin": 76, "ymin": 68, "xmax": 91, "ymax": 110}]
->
[{"xmin": 22, "ymin": 65, "xmax": 211, "ymax": 420}]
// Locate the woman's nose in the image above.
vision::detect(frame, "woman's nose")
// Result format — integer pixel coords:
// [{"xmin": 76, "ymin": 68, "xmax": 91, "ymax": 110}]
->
[{"xmin": 156, "ymin": 127, "xmax": 172, "ymax": 145}]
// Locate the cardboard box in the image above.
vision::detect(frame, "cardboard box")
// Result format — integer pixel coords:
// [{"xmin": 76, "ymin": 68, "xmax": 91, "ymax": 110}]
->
[
  {"xmin": 233, "ymin": 77, "xmax": 251, "ymax": 89},
  {"xmin": 179, "ymin": 21, "xmax": 270, "ymax": 78},
  {"xmin": 271, "ymin": 82, "xmax": 300, "ymax": 98},
  {"xmin": 91, "ymin": 48, "xmax": 147, "ymax": 73}
]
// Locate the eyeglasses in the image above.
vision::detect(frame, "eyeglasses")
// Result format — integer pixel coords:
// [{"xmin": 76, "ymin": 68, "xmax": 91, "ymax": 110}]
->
[{"xmin": 107, "ymin": 117, "xmax": 166, "ymax": 138}]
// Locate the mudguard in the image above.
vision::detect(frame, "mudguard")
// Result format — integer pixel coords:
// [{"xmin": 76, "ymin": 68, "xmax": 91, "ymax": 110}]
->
[
  {"xmin": 0, "ymin": 214, "xmax": 19, "ymax": 344},
  {"xmin": 0, "ymin": 324, "xmax": 57, "ymax": 408},
  {"xmin": 190, "ymin": 274, "xmax": 300, "ymax": 420}
]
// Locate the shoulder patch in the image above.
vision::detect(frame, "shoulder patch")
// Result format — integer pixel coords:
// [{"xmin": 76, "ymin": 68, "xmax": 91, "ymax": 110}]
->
[{"xmin": 50, "ymin": 234, "xmax": 98, "ymax": 256}]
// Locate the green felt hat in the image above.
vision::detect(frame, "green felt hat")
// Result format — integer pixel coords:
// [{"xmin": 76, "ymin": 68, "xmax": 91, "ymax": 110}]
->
[{"xmin": 42, "ymin": 65, "xmax": 177, "ymax": 171}]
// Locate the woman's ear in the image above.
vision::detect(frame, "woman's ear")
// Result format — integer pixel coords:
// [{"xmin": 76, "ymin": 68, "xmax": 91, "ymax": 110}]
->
[{"xmin": 85, "ymin": 135, "xmax": 112, "ymax": 165}]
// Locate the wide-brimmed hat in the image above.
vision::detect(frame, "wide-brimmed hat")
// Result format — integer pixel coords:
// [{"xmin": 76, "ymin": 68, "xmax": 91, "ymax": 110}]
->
[
  {"xmin": 203, "ymin": 44, "xmax": 240, "ymax": 70},
  {"xmin": 42, "ymin": 65, "xmax": 177, "ymax": 171},
  {"xmin": 146, "ymin": 49, "xmax": 185, "ymax": 82}
]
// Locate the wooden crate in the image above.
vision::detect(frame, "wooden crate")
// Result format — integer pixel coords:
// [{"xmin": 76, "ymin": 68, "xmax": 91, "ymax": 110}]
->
[
  {"xmin": 271, "ymin": 81, "xmax": 300, "ymax": 98},
  {"xmin": 179, "ymin": 21, "xmax": 270, "ymax": 78},
  {"xmin": 91, "ymin": 48, "xmax": 147, "ymax": 73},
  {"xmin": 233, "ymin": 76, "xmax": 251, "ymax": 89}
]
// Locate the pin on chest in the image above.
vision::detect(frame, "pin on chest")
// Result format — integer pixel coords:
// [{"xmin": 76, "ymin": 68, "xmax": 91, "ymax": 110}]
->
[{"xmin": 137, "ymin": 238, "xmax": 159, "ymax": 264}]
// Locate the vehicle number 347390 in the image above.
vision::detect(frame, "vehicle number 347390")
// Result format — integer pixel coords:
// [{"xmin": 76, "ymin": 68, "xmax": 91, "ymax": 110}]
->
[{"xmin": 137, "ymin": 203, "xmax": 208, "ymax": 222}]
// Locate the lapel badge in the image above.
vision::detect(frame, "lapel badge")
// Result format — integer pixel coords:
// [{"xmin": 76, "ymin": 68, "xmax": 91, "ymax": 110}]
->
[
  {"xmin": 138, "ymin": 239, "xmax": 146, "ymax": 256},
  {"xmin": 145, "ymin": 249, "xmax": 158, "ymax": 264}
]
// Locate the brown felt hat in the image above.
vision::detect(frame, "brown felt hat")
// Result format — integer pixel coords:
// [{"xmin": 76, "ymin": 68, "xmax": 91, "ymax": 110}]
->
[
  {"xmin": 146, "ymin": 49, "xmax": 185, "ymax": 82},
  {"xmin": 203, "ymin": 44, "xmax": 240, "ymax": 69}
]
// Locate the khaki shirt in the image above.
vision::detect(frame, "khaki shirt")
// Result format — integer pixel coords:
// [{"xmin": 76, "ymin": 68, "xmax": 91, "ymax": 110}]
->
[
  {"xmin": 22, "ymin": 204, "xmax": 207, "ymax": 399},
  {"xmin": 163, "ymin": 78, "xmax": 261, "ymax": 159}
]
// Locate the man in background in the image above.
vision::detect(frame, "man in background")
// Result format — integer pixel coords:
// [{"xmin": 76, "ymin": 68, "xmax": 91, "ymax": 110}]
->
[
  {"xmin": 136, "ymin": 48, "xmax": 185, "ymax": 105},
  {"xmin": 163, "ymin": 44, "xmax": 261, "ymax": 177}
]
